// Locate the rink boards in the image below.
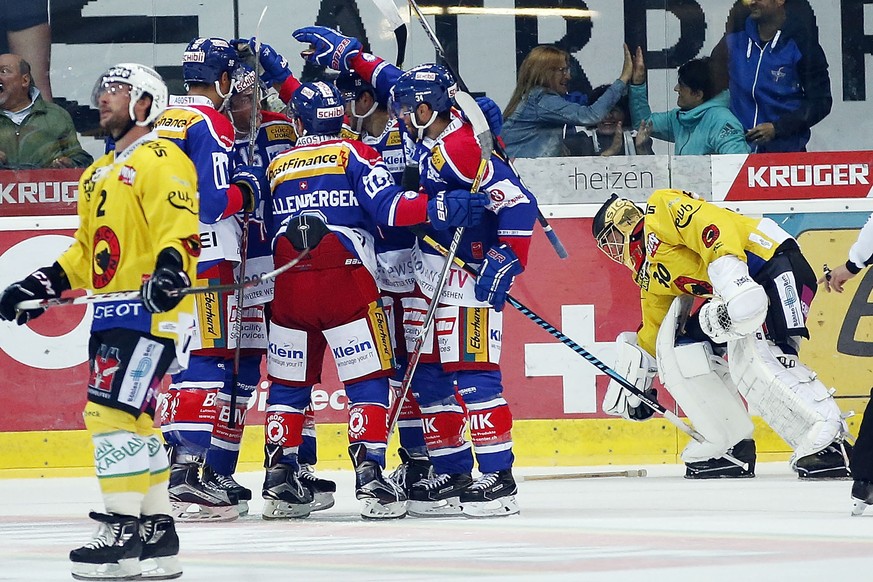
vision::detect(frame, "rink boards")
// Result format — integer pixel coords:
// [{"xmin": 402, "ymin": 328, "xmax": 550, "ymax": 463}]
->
[{"xmin": 0, "ymin": 153, "xmax": 871, "ymax": 474}]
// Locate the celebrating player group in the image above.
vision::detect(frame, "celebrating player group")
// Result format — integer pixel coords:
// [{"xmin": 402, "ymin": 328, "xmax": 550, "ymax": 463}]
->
[{"xmin": 1, "ymin": 17, "xmax": 871, "ymax": 582}]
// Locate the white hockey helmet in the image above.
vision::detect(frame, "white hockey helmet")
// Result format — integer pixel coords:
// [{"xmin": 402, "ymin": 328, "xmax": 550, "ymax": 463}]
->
[{"xmin": 92, "ymin": 63, "xmax": 168, "ymax": 126}]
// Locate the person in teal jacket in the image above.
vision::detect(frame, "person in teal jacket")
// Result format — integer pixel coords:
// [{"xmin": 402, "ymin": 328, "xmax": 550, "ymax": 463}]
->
[{"xmin": 628, "ymin": 49, "xmax": 750, "ymax": 155}]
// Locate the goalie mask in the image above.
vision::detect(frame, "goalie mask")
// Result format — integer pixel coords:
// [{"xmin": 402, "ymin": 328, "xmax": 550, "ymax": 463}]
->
[
  {"xmin": 91, "ymin": 63, "xmax": 168, "ymax": 126},
  {"xmin": 592, "ymin": 193, "xmax": 646, "ymax": 272}
]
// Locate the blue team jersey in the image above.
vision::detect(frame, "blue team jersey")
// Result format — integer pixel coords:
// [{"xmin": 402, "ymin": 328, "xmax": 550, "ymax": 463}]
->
[{"xmin": 266, "ymin": 135, "xmax": 426, "ymax": 272}]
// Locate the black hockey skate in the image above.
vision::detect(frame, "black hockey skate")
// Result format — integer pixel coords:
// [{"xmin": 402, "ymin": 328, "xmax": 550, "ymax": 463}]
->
[
  {"xmin": 298, "ymin": 464, "xmax": 336, "ymax": 511},
  {"xmin": 202, "ymin": 464, "xmax": 252, "ymax": 516},
  {"xmin": 262, "ymin": 463, "xmax": 313, "ymax": 520},
  {"xmin": 389, "ymin": 448, "xmax": 433, "ymax": 497},
  {"xmin": 168, "ymin": 462, "xmax": 239, "ymax": 522},
  {"xmin": 851, "ymin": 479, "xmax": 873, "ymax": 516},
  {"xmin": 685, "ymin": 439, "xmax": 756, "ymax": 479},
  {"xmin": 139, "ymin": 514, "xmax": 182, "ymax": 580},
  {"xmin": 796, "ymin": 441, "xmax": 852, "ymax": 480},
  {"xmin": 459, "ymin": 470, "xmax": 520, "ymax": 518},
  {"xmin": 70, "ymin": 511, "xmax": 142, "ymax": 580},
  {"xmin": 408, "ymin": 472, "xmax": 473, "ymax": 517},
  {"xmin": 354, "ymin": 460, "xmax": 408, "ymax": 519}
]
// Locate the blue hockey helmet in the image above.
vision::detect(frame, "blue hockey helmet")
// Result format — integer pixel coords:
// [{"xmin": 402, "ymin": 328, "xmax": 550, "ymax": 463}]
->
[
  {"xmin": 290, "ymin": 81, "xmax": 345, "ymax": 135},
  {"xmin": 389, "ymin": 63, "xmax": 457, "ymax": 117},
  {"xmin": 335, "ymin": 70, "xmax": 375, "ymax": 103},
  {"xmin": 182, "ymin": 37, "xmax": 238, "ymax": 84}
]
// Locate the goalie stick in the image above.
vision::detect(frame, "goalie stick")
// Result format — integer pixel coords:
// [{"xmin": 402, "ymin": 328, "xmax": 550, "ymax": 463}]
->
[
  {"xmin": 404, "ymin": 0, "xmax": 568, "ymax": 259},
  {"xmin": 386, "ymin": 91, "xmax": 492, "ymax": 438},
  {"xmin": 13, "ymin": 250, "xmax": 310, "ymax": 313},
  {"xmin": 413, "ymin": 230, "xmax": 750, "ymax": 471}
]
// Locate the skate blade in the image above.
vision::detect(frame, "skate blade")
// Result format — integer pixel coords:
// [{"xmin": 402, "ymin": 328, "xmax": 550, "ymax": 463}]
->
[
  {"xmin": 140, "ymin": 555, "xmax": 183, "ymax": 580},
  {"xmin": 237, "ymin": 500, "xmax": 249, "ymax": 517},
  {"xmin": 408, "ymin": 498, "xmax": 463, "ymax": 517},
  {"xmin": 851, "ymin": 499, "xmax": 869, "ymax": 516},
  {"xmin": 360, "ymin": 498, "xmax": 407, "ymax": 520},
  {"xmin": 310, "ymin": 492, "xmax": 336, "ymax": 512},
  {"xmin": 262, "ymin": 499, "xmax": 311, "ymax": 520},
  {"xmin": 171, "ymin": 501, "xmax": 239, "ymax": 522},
  {"xmin": 71, "ymin": 557, "xmax": 140, "ymax": 580},
  {"xmin": 461, "ymin": 495, "xmax": 521, "ymax": 518}
]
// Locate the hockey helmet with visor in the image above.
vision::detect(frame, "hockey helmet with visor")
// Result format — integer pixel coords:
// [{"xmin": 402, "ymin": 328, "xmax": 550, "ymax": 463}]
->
[{"xmin": 592, "ymin": 193, "xmax": 646, "ymax": 272}]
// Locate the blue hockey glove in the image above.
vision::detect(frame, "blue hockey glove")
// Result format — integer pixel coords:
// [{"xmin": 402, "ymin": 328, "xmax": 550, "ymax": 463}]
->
[
  {"xmin": 475, "ymin": 244, "xmax": 523, "ymax": 312},
  {"xmin": 475, "ymin": 96, "xmax": 503, "ymax": 137},
  {"xmin": 427, "ymin": 189, "xmax": 488, "ymax": 230},
  {"xmin": 0, "ymin": 263, "xmax": 69, "ymax": 325},
  {"xmin": 141, "ymin": 249, "xmax": 191, "ymax": 314},
  {"xmin": 292, "ymin": 26, "xmax": 362, "ymax": 71},
  {"xmin": 231, "ymin": 164, "xmax": 267, "ymax": 213},
  {"xmin": 234, "ymin": 38, "xmax": 292, "ymax": 85},
  {"xmin": 565, "ymin": 91, "xmax": 588, "ymax": 106}
]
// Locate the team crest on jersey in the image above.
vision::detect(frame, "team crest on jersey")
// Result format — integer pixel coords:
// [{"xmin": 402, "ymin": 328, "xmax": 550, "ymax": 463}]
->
[
  {"xmin": 118, "ymin": 165, "xmax": 136, "ymax": 185},
  {"xmin": 430, "ymin": 146, "xmax": 446, "ymax": 171},
  {"xmin": 92, "ymin": 226, "xmax": 121, "ymax": 289},
  {"xmin": 89, "ymin": 345, "xmax": 121, "ymax": 393},
  {"xmin": 674, "ymin": 276, "xmax": 713, "ymax": 296},
  {"xmin": 702, "ymin": 224, "xmax": 720, "ymax": 248},
  {"xmin": 182, "ymin": 234, "xmax": 202, "ymax": 258},
  {"xmin": 386, "ymin": 131, "xmax": 402, "ymax": 146}
]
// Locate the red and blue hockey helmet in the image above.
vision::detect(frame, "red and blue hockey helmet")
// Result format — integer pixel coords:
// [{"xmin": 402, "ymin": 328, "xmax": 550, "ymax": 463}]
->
[
  {"xmin": 389, "ymin": 63, "xmax": 457, "ymax": 118},
  {"xmin": 290, "ymin": 81, "xmax": 345, "ymax": 135},
  {"xmin": 182, "ymin": 37, "xmax": 238, "ymax": 85}
]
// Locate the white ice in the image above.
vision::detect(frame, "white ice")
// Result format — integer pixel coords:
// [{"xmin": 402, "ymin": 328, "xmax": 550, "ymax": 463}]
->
[{"xmin": 2, "ymin": 463, "xmax": 872, "ymax": 581}]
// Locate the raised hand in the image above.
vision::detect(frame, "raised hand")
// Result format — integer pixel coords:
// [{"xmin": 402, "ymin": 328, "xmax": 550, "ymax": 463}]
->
[{"xmin": 632, "ymin": 46, "xmax": 646, "ymax": 85}]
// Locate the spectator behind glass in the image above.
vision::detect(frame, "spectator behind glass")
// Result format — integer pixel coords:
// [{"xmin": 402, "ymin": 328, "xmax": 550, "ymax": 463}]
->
[
  {"xmin": 563, "ymin": 84, "xmax": 653, "ymax": 157},
  {"xmin": 0, "ymin": 0, "xmax": 52, "ymax": 101},
  {"xmin": 501, "ymin": 44, "xmax": 632, "ymax": 158},
  {"xmin": 711, "ymin": 0, "xmax": 831, "ymax": 153},
  {"xmin": 0, "ymin": 53, "xmax": 92, "ymax": 168},
  {"xmin": 628, "ymin": 50, "xmax": 750, "ymax": 156}
]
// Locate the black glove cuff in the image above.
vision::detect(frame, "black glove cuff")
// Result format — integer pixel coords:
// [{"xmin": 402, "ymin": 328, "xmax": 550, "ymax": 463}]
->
[
  {"xmin": 845, "ymin": 259, "xmax": 863, "ymax": 275},
  {"xmin": 155, "ymin": 248, "xmax": 185, "ymax": 272},
  {"xmin": 45, "ymin": 262, "xmax": 72, "ymax": 294}
]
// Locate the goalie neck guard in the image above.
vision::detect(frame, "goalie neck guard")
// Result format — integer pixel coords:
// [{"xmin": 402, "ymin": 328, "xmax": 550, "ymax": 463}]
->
[{"xmin": 592, "ymin": 193, "xmax": 646, "ymax": 272}]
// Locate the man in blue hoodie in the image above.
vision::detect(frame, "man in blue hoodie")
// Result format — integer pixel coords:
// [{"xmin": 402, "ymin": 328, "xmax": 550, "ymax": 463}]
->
[{"xmin": 714, "ymin": 0, "xmax": 832, "ymax": 153}]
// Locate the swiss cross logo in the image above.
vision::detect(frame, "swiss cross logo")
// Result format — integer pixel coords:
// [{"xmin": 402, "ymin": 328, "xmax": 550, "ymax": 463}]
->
[{"xmin": 299, "ymin": 180, "xmax": 308, "ymax": 190}]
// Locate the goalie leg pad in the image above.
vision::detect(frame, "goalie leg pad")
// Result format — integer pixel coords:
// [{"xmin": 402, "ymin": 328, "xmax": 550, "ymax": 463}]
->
[
  {"xmin": 656, "ymin": 297, "xmax": 754, "ymax": 463},
  {"xmin": 728, "ymin": 333, "xmax": 847, "ymax": 460}
]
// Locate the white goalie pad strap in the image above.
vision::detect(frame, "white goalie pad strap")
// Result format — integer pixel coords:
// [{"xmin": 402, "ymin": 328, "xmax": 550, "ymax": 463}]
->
[
  {"xmin": 656, "ymin": 297, "xmax": 754, "ymax": 462},
  {"xmin": 728, "ymin": 333, "xmax": 846, "ymax": 459},
  {"xmin": 602, "ymin": 332, "xmax": 656, "ymax": 420},
  {"xmin": 707, "ymin": 255, "xmax": 768, "ymax": 335}
]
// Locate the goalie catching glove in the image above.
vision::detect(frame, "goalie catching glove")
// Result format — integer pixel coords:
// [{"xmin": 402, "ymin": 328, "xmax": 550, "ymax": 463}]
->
[
  {"xmin": 140, "ymin": 248, "xmax": 191, "ymax": 314},
  {"xmin": 474, "ymin": 243, "xmax": 523, "ymax": 312},
  {"xmin": 699, "ymin": 255, "xmax": 768, "ymax": 343},
  {"xmin": 0, "ymin": 263, "xmax": 70, "ymax": 325},
  {"xmin": 602, "ymin": 332, "xmax": 658, "ymax": 421}
]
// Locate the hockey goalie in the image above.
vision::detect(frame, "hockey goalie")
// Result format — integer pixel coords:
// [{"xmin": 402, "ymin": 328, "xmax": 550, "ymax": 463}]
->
[{"xmin": 591, "ymin": 189, "xmax": 851, "ymax": 479}]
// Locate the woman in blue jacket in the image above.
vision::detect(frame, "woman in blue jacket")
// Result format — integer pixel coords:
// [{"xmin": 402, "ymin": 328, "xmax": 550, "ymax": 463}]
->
[{"xmin": 628, "ymin": 50, "xmax": 750, "ymax": 156}]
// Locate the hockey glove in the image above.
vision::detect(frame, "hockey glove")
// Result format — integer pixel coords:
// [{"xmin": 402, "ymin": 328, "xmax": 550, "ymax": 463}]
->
[
  {"xmin": 292, "ymin": 26, "xmax": 361, "ymax": 71},
  {"xmin": 0, "ymin": 263, "xmax": 70, "ymax": 325},
  {"xmin": 475, "ymin": 97, "xmax": 503, "ymax": 137},
  {"xmin": 475, "ymin": 243, "xmax": 523, "ymax": 312},
  {"xmin": 701, "ymin": 256, "xmax": 768, "ymax": 343},
  {"xmin": 234, "ymin": 38, "xmax": 292, "ymax": 85},
  {"xmin": 427, "ymin": 189, "xmax": 488, "ymax": 230},
  {"xmin": 564, "ymin": 91, "xmax": 589, "ymax": 106},
  {"xmin": 141, "ymin": 249, "xmax": 190, "ymax": 314},
  {"xmin": 231, "ymin": 164, "xmax": 267, "ymax": 213}
]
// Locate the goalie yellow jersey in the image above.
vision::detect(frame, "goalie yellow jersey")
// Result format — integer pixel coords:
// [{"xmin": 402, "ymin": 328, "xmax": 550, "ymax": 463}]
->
[
  {"xmin": 57, "ymin": 132, "xmax": 200, "ymax": 341},
  {"xmin": 634, "ymin": 188, "xmax": 790, "ymax": 355}
]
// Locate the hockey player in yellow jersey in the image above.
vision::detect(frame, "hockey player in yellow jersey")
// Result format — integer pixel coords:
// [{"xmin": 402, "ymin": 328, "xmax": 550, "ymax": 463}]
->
[
  {"xmin": 0, "ymin": 63, "xmax": 199, "ymax": 580},
  {"xmin": 592, "ymin": 189, "xmax": 851, "ymax": 480}
]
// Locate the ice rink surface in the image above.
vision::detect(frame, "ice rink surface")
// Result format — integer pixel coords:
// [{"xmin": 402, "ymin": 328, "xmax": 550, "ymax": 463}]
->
[{"xmin": 2, "ymin": 462, "xmax": 872, "ymax": 582}]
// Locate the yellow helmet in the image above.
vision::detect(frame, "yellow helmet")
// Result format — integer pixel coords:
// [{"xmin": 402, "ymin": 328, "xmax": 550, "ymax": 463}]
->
[{"xmin": 592, "ymin": 194, "xmax": 646, "ymax": 272}]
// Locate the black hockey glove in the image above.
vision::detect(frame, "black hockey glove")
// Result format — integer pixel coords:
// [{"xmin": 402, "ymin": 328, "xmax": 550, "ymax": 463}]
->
[
  {"xmin": 140, "ymin": 249, "xmax": 191, "ymax": 314},
  {"xmin": 0, "ymin": 263, "xmax": 70, "ymax": 325}
]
